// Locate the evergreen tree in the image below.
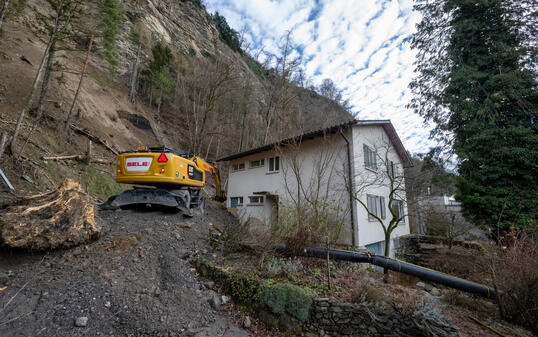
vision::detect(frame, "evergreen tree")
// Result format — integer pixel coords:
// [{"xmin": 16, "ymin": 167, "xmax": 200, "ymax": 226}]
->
[
  {"xmin": 409, "ymin": 0, "xmax": 537, "ymax": 233},
  {"xmin": 211, "ymin": 12, "xmax": 241, "ymax": 53},
  {"xmin": 100, "ymin": 0, "xmax": 124, "ymax": 75}
]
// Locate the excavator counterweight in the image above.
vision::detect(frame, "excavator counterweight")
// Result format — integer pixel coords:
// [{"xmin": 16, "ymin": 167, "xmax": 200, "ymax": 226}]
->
[{"xmin": 101, "ymin": 146, "xmax": 226, "ymax": 215}]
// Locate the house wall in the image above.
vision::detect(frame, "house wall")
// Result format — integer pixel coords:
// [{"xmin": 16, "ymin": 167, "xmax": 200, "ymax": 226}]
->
[
  {"xmin": 226, "ymin": 123, "xmax": 410, "ymax": 252},
  {"xmin": 227, "ymin": 131, "xmax": 354, "ymax": 245},
  {"xmin": 350, "ymin": 124, "xmax": 410, "ymax": 254}
]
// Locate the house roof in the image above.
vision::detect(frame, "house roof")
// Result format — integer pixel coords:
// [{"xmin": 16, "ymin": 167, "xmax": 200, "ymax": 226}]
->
[{"xmin": 217, "ymin": 119, "xmax": 413, "ymax": 167}]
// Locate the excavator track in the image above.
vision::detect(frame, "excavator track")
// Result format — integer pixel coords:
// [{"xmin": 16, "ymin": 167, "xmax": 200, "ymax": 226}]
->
[{"xmin": 101, "ymin": 146, "xmax": 223, "ymax": 216}]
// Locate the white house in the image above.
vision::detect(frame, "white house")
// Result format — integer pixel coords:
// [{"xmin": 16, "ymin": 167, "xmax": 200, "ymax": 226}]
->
[{"xmin": 218, "ymin": 120, "xmax": 412, "ymax": 256}]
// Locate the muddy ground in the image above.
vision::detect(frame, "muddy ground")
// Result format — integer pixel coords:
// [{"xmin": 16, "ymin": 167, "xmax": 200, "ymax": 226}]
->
[{"xmin": 0, "ymin": 202, "xmax": 251, "ymax": 337}]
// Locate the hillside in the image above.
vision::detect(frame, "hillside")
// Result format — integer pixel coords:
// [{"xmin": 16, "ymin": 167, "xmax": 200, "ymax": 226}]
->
[{"xmin": 0, "ymin": 0, "xmax": 351, "ymax": 197}]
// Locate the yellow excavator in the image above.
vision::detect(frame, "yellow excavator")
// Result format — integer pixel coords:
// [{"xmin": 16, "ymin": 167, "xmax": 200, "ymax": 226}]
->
[{"xmin": 101, "ymin": 146, "xmax": 226, "ymax": 216}]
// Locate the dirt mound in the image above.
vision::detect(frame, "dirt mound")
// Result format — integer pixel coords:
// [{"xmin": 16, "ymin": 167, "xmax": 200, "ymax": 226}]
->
[{"xmin": 0, "ymin": 179, "xmax": 100, "ymax": 250}]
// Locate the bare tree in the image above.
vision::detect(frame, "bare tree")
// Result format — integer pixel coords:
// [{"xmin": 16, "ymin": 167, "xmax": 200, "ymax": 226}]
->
[
  {"xmin": 175, "ymin": 57, "xmax": 236, "ymax": 154},
  {"xmin": 10, "ymin": 0, "xmax": 68, "ymax": 155},
  {"xmin": 279, "ymin": 134, "xmax": 349, "ymax": 289},
  {"xmin": 425, "ymin": 207, "xmax": 475, "ymax": 247},
  {"xmin": 129, "ymin": 41, "xmax": 141, "ymax": 102},
  {"xmin": 0, "ymin": 0, "xmax": 9, "ymax": 31},
  {"xmin": 260, "ymin": 29, "xmax": 302, "ymax": 144},
  {"xmin": 349, "ymin": 140, "xmax": 408, "ymax": 279},
  {"xmin": 65, "ymin": 32, "xmax": 94, "ymax": 129}
]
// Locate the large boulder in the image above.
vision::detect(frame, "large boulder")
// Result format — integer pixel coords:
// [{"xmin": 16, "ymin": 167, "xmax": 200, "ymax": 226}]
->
[{"xmin": 0, "ymin": 179, "xmax": 100, "ymax": 250}]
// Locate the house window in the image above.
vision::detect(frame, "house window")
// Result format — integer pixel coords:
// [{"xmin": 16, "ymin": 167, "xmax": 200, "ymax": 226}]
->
[
  {"xmin": 363, "ymin": 145, "xmax": 377, "ymax": 170},
  {"xmin": 230, "ymin": 197, "xmax": 243, "ymax": 208},
  {"xmin": 248, "ymin": 196, "xmax": 263, "ymax": 205},
  {"xmin": 268, "ymin": 156, "xmax": 280, "ymax": 173},
  {"xmin": 391, "ymin": 200, "xmax": 405, "ymax": 223},
  {"xmin": 366, "ymin": 195, "xmax": 386, "ymax": 220},
  {"xmin": 232, "ymin": 162, "xmax": 245, "ymax": 172},
  {"xmin": 249, "ymin": 159, "xmax": 264, "ymax": 168}
]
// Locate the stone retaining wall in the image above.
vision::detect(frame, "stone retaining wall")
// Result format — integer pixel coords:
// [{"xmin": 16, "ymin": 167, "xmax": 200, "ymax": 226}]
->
[
  {"xmin": 305, "ymin": 298, "xmax": 458, "ymax": 337},
  {"xmin": 194, "ymin": 258, "xmax": 459, "ymax": 337}
]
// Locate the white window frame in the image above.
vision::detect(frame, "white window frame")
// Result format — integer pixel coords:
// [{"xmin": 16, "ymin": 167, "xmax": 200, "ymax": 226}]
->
[
  {"xmin": 248, "ymin": 195, "xmax": 264, "ymax": 205},
  {"xmin": 249, "ymin": 159, "xmax": 265, "ymax": 169},
  {"xmin": 366, "ymin": 194, "xmax": 386, "ymax": 221},
  {"xmin": 230, "ymin": 196, "xmax": 243, "ymax": 208},
  {"xmin": 363, "ymin": 144, "xmax": 377, "ymax": 171},
  {"xmin": 231, "ymin": 162, "xmax": 245, "ymax": 172},
  {"xmin": 267, "ymin": 156, "xmax": 280, "ymax": 173}
]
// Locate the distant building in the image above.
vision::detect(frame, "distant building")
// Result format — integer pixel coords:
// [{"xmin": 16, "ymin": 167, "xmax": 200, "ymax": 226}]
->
[{"xmin": 218, "ymin": 120, "xmax": 413, "ymax": 256}]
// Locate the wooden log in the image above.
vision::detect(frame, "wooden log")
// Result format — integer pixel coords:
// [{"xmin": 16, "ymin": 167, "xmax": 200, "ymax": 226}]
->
[
  {"xmin": 41, "ymin": 153, "xmax": 113, "ymax": 164},
  {"xmin": 69, "ymin": 124, "xmax": 119, "ymax": 155}
]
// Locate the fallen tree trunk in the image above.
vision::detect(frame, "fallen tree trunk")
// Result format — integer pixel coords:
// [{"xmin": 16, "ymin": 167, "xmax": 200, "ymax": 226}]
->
[
  {"xmin": 41, "ymin": 154, "xmax": 114, "ymax": 164},
  {"xmin": 69, "ymin": 124, "xmax": 119, "ymax": 155},
  {"xmin": 0, "ymin": 179, "xmax": 100, "ymax": 250}
]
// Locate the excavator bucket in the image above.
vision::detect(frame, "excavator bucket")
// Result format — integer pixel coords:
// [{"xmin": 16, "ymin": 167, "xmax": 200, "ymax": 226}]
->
[{"xmin": 100, "ymin": 188, "xmax": 193, "ymax": 216}]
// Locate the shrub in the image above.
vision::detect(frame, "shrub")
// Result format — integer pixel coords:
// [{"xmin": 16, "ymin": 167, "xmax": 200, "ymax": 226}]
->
[
  {"xmin": 260, "ymin": 283, "xmax": 316, "ymax": 322},
  {"xmin": 489, "ymin": 229, "xmax": 538, "ymax": 333},
  {"xmin": 224, "ymin": 272, "xmax": 265, "ymax": 304}
]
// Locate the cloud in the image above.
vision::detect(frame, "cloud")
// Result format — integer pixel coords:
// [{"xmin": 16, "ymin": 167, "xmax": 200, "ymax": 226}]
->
[{"xmin": 203, "ymin": 0, "xmax": 437, "ymax": 155}]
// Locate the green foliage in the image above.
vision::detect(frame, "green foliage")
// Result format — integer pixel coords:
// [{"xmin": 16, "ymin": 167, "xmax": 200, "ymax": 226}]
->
[
  {"xmin": 211, "ymin": 11, "xmax": 241, "ymax": 53},
  {"xmin": 260, "ymin": 283, "xmax": 316, "ymax": 322},
  {"xmin": 150, "ymin": 66, "xmax": 174, "ymax": 105},
  {"xmin": 89, "ymin": 72, "xmax": 112, "ymax": 88},
  {"xmin": 409, "ymin": 0, "xmax": 537, "ymax": 233},
  {"xmin": 201, "ymin": 50, "xmax": 213, "ymax": 59},
  {"xmin": 179, "ymin": 0, "xmax": 202, "ymax": 8},
  {"xmin": 81, "ymin": 164, "xmax": 125, "ymax": 200},
  {"xmin": 311, "ymin": 268, "xmax": 321, "ymax": 276},
  {"xmin": 149, "ymin": 42, "xmax": 173, "ymax": 71},
  {"xmin": 100, "ymin": 0, "xmax": 124, "ymax": 76},
  {"xmin": 243, "ymin": 54, "xmax": 265, "ymax": 79},
  {"xmin": 225, "ymin": 272, "xmax": 265, "ymax": 304},
  {"xmin": 187, "ymin": 47, "xmax": 196, "ymax": 57},
  {"xmin": 142, "ymin": 42, "xmax": 174, "ymax": 106}
]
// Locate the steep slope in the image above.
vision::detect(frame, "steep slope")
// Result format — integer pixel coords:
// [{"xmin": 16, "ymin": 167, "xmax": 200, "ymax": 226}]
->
[{"xmin": 0, "ymin": 0, "xmax": 351, "ymax": 196}]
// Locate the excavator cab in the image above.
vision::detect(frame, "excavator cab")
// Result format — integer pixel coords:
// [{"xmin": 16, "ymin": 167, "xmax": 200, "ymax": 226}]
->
[{"xmin": 101, "ymin": 146, "xmax": 226, "ymax": 216}]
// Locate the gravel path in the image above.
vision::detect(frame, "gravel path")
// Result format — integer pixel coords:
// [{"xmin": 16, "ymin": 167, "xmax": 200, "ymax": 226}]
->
[{"xmin": 0, "ymin": 203, "xmax": 251, "ymax": 337}]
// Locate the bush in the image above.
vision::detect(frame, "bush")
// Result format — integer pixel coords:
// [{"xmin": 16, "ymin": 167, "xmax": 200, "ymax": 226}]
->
[
  {"xmin": 489, "ymin": 229, "xmax": 538, "ymax": 333},
  {"xmin": 224, "ymin": 272, "xmax": 265, "ymax": 304},
  {"xmin": 260, "ymin": 283, "xmax": 316, "ymax": 322}
]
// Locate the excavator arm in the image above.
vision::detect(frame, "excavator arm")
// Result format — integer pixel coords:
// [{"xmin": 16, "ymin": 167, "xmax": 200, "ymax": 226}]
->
[{"xmin": 190, "ymin": 156, "xmax": 226, "ymax": 202}]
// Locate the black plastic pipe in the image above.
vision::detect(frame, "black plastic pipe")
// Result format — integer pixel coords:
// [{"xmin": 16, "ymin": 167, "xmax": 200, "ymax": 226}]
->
[{"xmin": 275, "ymin": 244, "xmax": 496, "ymax": 299}]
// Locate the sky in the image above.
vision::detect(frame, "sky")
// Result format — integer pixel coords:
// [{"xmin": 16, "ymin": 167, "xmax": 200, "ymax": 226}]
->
[{"xmin": 203, "ymin": 0, "xmax": 440, "ymax": 155}]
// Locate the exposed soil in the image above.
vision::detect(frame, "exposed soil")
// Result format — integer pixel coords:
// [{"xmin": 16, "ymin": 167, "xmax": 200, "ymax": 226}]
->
[{"xmin": 0, "ymin": 201, "xmax": 252, "ymax": 337}]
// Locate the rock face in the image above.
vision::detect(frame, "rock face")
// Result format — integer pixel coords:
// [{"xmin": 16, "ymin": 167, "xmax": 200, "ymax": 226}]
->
[{"xmin": 0, "ymin": 179, "xmax": 100, "ymax": 250}]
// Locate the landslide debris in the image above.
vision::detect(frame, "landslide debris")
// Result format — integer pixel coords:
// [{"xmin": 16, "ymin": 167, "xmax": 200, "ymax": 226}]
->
[{"xmin": 0, "ymin": 179, "xmax": 100, "ymax": 250}]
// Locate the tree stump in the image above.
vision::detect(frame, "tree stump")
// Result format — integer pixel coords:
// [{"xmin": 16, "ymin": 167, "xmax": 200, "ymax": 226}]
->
[{"xmin": 0, "ymin": 179, "xmax": 100, "ymax": 250}]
